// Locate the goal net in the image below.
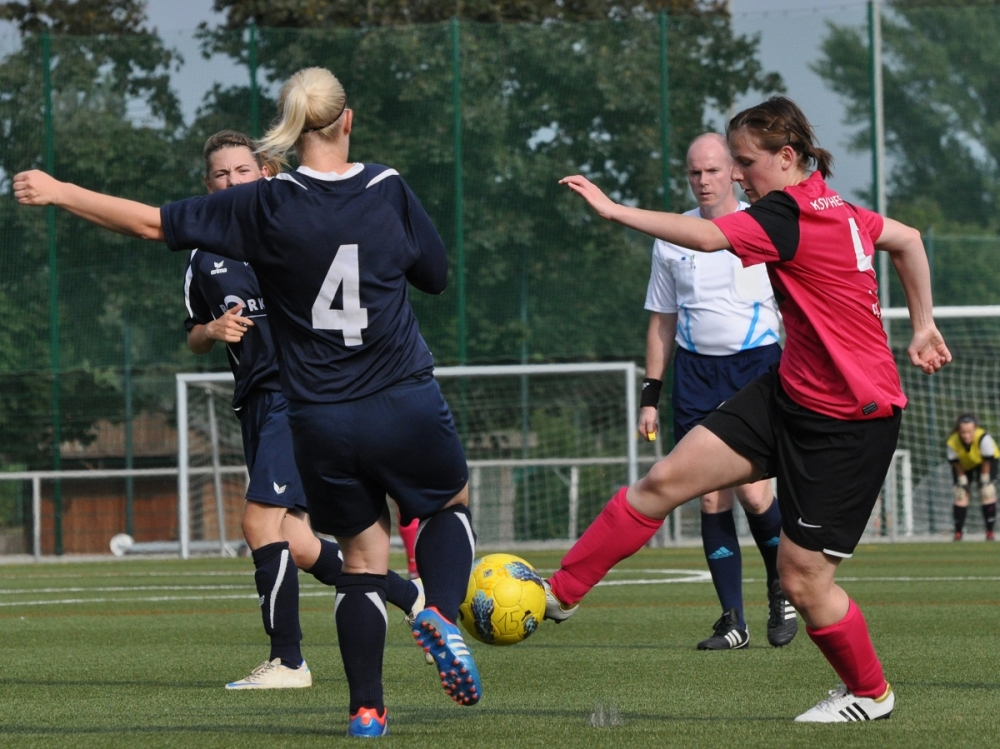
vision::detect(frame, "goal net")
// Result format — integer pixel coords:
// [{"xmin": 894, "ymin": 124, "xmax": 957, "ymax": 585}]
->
[{"xmin": 175, "ymin": 372, "xmax": 247, "ymax": 558}]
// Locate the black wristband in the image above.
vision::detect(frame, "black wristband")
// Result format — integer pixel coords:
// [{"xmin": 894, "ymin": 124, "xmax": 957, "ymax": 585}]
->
[{"xmin": 640, "ymin": 378, "xmax": 663, "ymax": 408}]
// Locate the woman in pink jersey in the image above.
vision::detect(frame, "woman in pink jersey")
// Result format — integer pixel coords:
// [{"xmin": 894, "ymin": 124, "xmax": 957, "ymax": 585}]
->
[{"xmin": 552, "ymin": 96, "xmax": 950, "ymax": 722}]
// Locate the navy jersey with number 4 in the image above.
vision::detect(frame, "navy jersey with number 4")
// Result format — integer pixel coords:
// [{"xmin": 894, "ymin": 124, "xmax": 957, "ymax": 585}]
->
[
  {"xmin": 162, "ymin": 164, "xmax": 447, "ymax": 404},
  {"xmin": 183, "ymin": 250, "xmax": 280, "ymax": 411}
]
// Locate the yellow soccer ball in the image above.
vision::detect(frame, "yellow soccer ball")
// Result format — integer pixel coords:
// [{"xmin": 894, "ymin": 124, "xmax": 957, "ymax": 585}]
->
[{"xmin": 458, "ymin": 553, "xmax": 547, "ymax": 646}]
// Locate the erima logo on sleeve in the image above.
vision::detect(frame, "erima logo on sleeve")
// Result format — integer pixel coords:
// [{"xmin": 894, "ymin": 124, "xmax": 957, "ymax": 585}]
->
[
  {"xmin": 211, "ymin": 261, "xmax": 228, "ymax": 275},
  {"xmin": 273, "ymin": 482, "xmax": 287, "ymax": 495}
]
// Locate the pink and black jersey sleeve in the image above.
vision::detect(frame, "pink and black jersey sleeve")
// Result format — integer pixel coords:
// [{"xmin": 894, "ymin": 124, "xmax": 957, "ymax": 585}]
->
[{"xmin": 712, "ymin": 191, "xmax": 801, "ymax": 266}]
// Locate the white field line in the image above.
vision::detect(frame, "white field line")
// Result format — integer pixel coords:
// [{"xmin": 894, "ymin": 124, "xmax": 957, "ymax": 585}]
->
[
  {"xmin": 0, "ymin": 590, "xmax": 333, "ymax": 608},
  {"xmin": 2, "ymin": 570, "xmax": 998, "ymax": 609},
  {"xmin": 0, "ymin": 571, "xmax": 254, "ymax": 581}
]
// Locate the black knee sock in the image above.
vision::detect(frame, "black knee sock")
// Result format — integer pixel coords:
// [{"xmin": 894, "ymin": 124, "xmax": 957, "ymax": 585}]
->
[
  {"xmin": 983, "ymin": 503, "xmax": 996, "ymax": 532},
  {"xmin": 954, "ymin": 504, "xmax": 968, "ymax": 534},
  {"xmin": 386, "ymin": 571, "xmax": 419, "ymax": 614},
  {"xmin": 745, "ymin": 498, "xmax": 782, "ymax": 589},
  {"xmin": 335, "ymin": 574, "xmax": 388, "ymax": 714},
  {"xmin": 701, "ymin": 510, "xmax": 744, "ymax": 627},
  {"xmin": 415, "ymin": 505, "xmax": 476, "ymax": 623},
  {"xmin": 252, "ymin": 541, "xmax": 303, "ymax": 668},
  {"xmin": 305, "ymin": 538, "xmax": 343, "ymax": 586},
  {"xmin": 304, "ymin": 537, "xmax": 416, "ymax": 613}
]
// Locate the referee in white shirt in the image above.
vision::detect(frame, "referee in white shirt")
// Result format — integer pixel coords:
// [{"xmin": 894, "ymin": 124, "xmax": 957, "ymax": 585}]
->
[{"xmin": 639, "ymin": 133, "xmax": 797, "ymax": 650}]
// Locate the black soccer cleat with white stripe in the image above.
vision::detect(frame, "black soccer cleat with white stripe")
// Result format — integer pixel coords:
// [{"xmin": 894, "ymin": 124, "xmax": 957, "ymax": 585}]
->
[
  {"xmin": 696, "ymin": 608, "xmax": 749, "ymax": 650},
  {"xmin": 794, "ymin": 683, "xmax": 895, "ymax": 722},
  {"xmin": 767, "ymin": 580, "xmax": 798, "ymax": 647}
]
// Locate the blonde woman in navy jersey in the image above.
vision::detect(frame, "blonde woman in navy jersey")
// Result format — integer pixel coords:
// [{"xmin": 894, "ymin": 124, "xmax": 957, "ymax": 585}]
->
[
  {"xmin": 15, "ymin": 67, "xmax": 481, "ymax": 738},
  {"xmin": 546, "ymin": 96, "xmax": 951, "ymax": 722},
  {"xmin": 186, "ymin": 130, "xmax": 423, "ymax": 692}
]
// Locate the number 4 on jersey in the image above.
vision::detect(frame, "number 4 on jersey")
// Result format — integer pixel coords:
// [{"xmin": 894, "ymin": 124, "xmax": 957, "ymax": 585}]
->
[{"xmin": 311, "ymin": 244, "xmax": 369, "ymax": 346}]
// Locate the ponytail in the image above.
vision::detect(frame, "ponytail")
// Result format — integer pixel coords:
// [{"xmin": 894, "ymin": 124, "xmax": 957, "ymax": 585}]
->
[{"xmin": 257, "ymin": 67, "xmax": 347, "ymax": 160}]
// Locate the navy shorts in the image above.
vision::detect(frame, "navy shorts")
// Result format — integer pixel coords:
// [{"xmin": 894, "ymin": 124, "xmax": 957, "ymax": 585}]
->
[
  {"xmin": 700, "ymin": 367, "xmax": 901, "ymax": 558},
  {"xmin": 287, "ymin": 375, "xmax": 469, "ymax": 537},
  {"xmin": 239, "ymin": 389, "xmax": 308, "ymax": 512},
  {"xmin": 672, "ymin": 342, "xmax": 783, "ymax": 443}
]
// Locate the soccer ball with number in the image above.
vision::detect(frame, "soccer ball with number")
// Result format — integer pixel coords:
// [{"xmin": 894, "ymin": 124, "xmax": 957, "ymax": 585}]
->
[{"xmin": 458, "ymin": 553, "xmax": 547, "ymax": 646}]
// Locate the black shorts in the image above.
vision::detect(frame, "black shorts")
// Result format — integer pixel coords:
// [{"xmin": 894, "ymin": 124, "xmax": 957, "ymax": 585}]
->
[
  {"xmin": 287, "ymin": 375, "xmax": 469, "ymax": 537},
  {"xmin": 700, "ymin": 367, "xmax": 901, "ymax": 558}
]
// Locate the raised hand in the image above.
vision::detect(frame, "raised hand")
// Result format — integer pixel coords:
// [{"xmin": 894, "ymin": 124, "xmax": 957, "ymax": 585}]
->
[
  {"xmin": 13, "ymin": 170, "xmax": 63, "ymax": 206},
  {"xmin": 558, "ymin": 175, "xmax": 619, "ymax": 221}
]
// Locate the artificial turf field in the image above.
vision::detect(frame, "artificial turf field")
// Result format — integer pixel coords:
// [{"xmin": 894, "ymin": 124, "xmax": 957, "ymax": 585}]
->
[{"xmin": 1, "ymin": 543, "xmax": 997, "ymax": 748}]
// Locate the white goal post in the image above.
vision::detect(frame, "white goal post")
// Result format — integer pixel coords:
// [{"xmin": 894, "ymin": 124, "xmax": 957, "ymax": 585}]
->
[{"xmin": 176, "ymin": 372, "xmax": 245, "ymax": 559}]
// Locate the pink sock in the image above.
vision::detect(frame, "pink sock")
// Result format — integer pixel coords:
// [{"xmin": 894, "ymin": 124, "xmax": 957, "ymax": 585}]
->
[
  {"xmin": 398, "ymin": 515, "xmax": 420, "ymax": 579},
  {"xmin": 807, "ymin": 599, "xmax": 887, "ymax": 698},
  {"xmin": 549, "ymin": 487, "xmax": 662, "ymax": 607}
]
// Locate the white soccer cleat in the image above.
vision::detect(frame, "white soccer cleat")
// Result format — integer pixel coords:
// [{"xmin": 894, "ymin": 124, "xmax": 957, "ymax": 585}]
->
[
  {"xmin": 225, "ymin": 658, "xmax": 312, "ymax": 690},
  {"xmin": 403, "ymin": 578, "xmax": 434, "ymax": 664},
  {"xmin": 404, "ymin": 578, "xmax": 426, "ymax": 627},
  {"xmin": 542, "ymin": 579, "xmax": 579, "ymax": 623},
  {"xmin": 794, "ymin": 683, "xmax": 894, "ymax": 722}
]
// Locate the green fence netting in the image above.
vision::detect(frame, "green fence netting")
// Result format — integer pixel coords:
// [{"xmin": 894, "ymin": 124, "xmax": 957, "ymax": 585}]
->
[{"xmin": 2, "ymin": 6, "xmax": 1000, "ymax": 551}]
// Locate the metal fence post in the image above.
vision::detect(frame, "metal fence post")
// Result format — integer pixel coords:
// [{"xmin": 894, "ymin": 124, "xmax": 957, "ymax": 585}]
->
[
  {"xmin": 452, "ymin": 18, "xmax": 466, "ymax": 364},
  {"xmin": 659, "ymin": 10, "xmax": 671, "ymax": 212},
  {"xmin": 249, "ymin": 21, "xmax": 259, "ymax": 138},
  {"xmin": 43, "ymin": 31, "xmax": 63, "ymax": 556}
]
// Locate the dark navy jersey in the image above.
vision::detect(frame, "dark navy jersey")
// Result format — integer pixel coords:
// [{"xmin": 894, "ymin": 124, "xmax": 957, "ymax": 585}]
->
[
  {"xmin": 163, "ymin": 164, "xmax": 447, "ymax": 404},
  {"xmin": 183, "ymin": 250, "xmax": 281, "ymax": 410}
]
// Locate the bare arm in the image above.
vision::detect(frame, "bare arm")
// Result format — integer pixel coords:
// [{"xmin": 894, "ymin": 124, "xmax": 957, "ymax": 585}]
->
[
  {"xmin": 13, "ymin": 170, "xmax": 164, "ymax": 241},
  {"xmin": 638, "ymin": 312, "xmax": 677, "ymax": 440},
  {"xmin": 559, "ymin": 174, "xmax": 730, "ymax": 252},
  {"xmin": 876, "ymin": 218, "xmax": 951, "ymax": 373},
  {"xmin": 186, "ymin": 304, "xmax": 253, "ymax": 355}
]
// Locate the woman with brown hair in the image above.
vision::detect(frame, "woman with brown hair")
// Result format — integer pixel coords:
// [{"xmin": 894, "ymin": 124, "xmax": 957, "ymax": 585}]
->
[{"xmin": 548, "ymin": 96, "xmax": 950, "ymax": 722}]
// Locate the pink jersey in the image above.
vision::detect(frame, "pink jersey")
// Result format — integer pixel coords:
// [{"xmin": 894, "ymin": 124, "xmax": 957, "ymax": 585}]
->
[{"xmin": 713, "ymin": 172, "xmax": 906, "ymax": 420}]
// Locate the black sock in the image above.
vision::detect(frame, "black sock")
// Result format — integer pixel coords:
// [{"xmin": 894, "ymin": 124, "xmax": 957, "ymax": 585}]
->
[
  {"xmin": 386, "ymin": 571, "xmax": 418, "ymax": 614},
  {"xmin": 701, "ymin": 510, "xmax": 744, "ymax": 627},
  {"xmin": 745, "ymin": 498, "xmax": 782, "ymax": 589},
  {"xmin": 305, "ymin": 538, "xmax": 343, "ymax": 586},
  {"xmin": 303, "ymin": 537, "xmax": 416, "ymax": 613},
  {"xmin": 415, "ymin": 505, "xmax": 476, "ymax": 623},
  {"xmin": 954, "ymin": 504, "xmax": 968, "ymax": 534},
  {"xmin": 983, "ymin": 503, "xmax": 996, "ymax": 532},
  {"xmin": 335, "ymin": 574, "xmax": 388, "ymax": 714},
  {"xmin": 251, "ymin": 541, "xmax": 303, "ymax": 668}
]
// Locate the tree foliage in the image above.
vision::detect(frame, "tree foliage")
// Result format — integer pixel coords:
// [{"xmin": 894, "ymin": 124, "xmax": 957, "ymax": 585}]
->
[
  {"xmin": 0, "ymin": 0, "xmax": 192, "ymax": 466},
  {"xmin": 208, "ymin": 0, "xmax": 726, "ymax": 30},
  {"xmin": 814, "ymin": 1, "xmax": 1000, "ymax": 232},
  {"xmin": 196, "ymin": 6, "xmax": 782, "ymax": 363},
  {"xmin": 0, "ymin": 0, "xmax": 783, "ymax": 467}
]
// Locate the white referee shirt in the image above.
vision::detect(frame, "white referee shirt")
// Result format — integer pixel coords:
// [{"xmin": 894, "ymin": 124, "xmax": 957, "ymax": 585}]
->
[{"xmin": 644, "ymin": 204, "xmax": 780, "ymax": 356}]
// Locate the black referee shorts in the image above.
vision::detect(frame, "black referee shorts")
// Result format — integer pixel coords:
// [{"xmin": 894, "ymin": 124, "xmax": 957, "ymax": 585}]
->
[{"xmin": 700, "ymin": 366, "xmax": 901, "ymax": 558}]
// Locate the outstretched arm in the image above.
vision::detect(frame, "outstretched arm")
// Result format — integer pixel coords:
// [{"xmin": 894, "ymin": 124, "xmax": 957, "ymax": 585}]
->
[
  {"xmin": 876, "ymin": 217, "xmax": 951, "ymax": 374},
  {"xmin": 559, "ymin": 174, "xmax": 730, "ymax": 252},
  {"xmin": 13, "ymin": 170, "xmax": 164, "ymax": 241}
]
